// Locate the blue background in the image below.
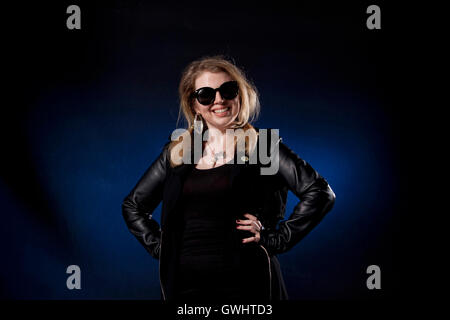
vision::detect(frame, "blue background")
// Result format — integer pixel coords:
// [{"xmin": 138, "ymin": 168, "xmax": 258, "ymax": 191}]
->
[{"xmin": 2, "ymin": 0, "xmax": 407, "ymax": 300}]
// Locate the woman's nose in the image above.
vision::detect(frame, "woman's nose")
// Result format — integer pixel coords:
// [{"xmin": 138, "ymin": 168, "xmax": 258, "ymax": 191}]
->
[{"xmin": 213, "ymin": 91, "xmax": 224, "ymax": 104}]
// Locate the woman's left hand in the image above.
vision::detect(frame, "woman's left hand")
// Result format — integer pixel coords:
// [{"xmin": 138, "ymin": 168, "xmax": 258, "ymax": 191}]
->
[{"xmin": 236, "ymin": 213, "xmax": 263, "ymax": 244}]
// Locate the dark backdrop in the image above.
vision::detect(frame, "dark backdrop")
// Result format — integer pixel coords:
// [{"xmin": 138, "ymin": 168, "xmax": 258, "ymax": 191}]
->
[{"xmin": 1, "ymin": 0, "xmax": 410, "ymax": 300}]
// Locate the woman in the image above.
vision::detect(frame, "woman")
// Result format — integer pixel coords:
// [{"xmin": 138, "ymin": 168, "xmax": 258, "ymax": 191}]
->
[{"xmin": 122, "ymin": 55, "xmax": 336, "ymax": 301}]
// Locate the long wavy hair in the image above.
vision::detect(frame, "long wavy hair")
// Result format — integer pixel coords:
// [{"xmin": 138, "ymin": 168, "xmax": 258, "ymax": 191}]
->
[{"xmin": 168, "ymin": 55, "xmax": 261, "ymax": 168}]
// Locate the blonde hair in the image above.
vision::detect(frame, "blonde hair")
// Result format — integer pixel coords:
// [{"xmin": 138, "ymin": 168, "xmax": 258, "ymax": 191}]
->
[{"xmin": 168, "ymin": 55, "xmax": 261, "ymax": 167}]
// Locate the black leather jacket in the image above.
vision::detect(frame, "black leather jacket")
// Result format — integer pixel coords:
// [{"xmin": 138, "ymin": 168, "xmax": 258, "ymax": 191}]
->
[{"xmin": 122, "ymin": 129, "xmax": 336, "ymax": 300}]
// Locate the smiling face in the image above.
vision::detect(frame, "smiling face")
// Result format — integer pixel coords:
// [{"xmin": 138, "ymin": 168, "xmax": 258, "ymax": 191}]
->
[{"xmin": 192, "ymin": 71, "xmax": 240, "ymax": 132}]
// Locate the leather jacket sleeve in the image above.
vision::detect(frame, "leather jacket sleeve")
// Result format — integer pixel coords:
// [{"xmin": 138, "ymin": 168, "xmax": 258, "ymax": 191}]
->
[
  {"xmin": 259, "ymin": 141, "xmax": 336, "ymax": 255},
  {"xmin": 121, "ymin": 142, "xmax": 169, "ymax": 260}
]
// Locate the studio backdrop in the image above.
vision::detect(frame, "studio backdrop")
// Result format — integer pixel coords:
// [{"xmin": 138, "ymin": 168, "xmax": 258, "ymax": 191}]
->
[{"xmin": 1, "ymin": 0, "xmax": 404, "ymax": 300}]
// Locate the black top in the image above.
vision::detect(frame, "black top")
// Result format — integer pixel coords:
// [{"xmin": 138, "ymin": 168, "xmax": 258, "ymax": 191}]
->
[
  {"xmin": 175, "ymin": 163, "xmax": 246, "ymax": 300},
  {"xmin": 178, "ymin": 164, "xmax": 235, "ymax": 261}
]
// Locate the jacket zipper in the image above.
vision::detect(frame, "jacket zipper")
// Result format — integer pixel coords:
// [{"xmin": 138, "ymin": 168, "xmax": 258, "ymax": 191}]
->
[
  {"xmin": 258, "ymin": 244, "xmax": 272, "ymax": 300},
  {"xmin": 159, "ymin": 230, "xmax": 167, "ymax": 301}
]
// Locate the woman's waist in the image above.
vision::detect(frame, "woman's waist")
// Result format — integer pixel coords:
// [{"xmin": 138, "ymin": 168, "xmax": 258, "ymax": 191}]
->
[
  {"xmin": 179, "ymin": 229, "xmax": 258, "ymax": 253},
  {"xmin": 178, "ymin": 241, "xmax": 264, "ymax": 267},
  {"xmin": 180, "ymin": 217, "xmax": 259, "ymax": 237}
]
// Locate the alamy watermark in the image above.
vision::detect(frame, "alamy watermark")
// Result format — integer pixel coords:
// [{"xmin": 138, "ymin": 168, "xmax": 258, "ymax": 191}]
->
[
  {"xmin": 66, "ymin": 5, "xmax": 81, "ymax": 30},
  {"xmin": 170, "ymin": 128, "xmax": 281, "ymax": 175},
  {"xmin": 366, "ymin": 5, "xmax": 381, "ymax": 30},
  {"xmin": 366, "ymin": 264, "xmax": 381, "ymax": 290},
  {"xmin": 66, "ymin": 265, "xmax": 81, "ymax": 290}
]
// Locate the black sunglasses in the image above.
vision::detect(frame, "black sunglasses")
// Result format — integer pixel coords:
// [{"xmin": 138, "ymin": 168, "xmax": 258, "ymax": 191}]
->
[{"xmin": 192, "ymin": 80, "xmax": 239, "ymax": 106}]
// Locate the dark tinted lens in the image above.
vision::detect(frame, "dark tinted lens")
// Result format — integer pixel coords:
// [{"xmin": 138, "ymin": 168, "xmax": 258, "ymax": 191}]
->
[
  {"xmin": 219, "ymin": 81, "xmax": 239, "ymax": 99},
  {"xmin": 196, "ymin": 88, "xmax": 216, "ymax": 105}
]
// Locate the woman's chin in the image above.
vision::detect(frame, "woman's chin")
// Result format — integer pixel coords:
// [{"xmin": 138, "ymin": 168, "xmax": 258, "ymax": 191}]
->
[{"xmin": 205, "ymin": 117, "xmax": 237, "ymax": 131}]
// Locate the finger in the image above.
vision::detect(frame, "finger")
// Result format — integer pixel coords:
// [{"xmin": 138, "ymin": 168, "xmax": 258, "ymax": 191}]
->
[
  {"xmin": 236, "ymin": 225, "xmax": 260, "ymax": 232},
  {"xmin": 236, "ymin": 220, "xmax": 261, "ymax": 232},
  {"xmin": 242, "ymin": 234, "xmax": 260, "ymax": 243},
  {"xmin": 236, "ymin": 225, "xmax": 252, "ymax": 230},
  {"xmin": 243, "ymin": 213, "xmax": 257, "ymax": 220},
  {"xmin": 238, "ymin": 220, "xmax": 262, "ymax": 230},
  {"xmin": 251, "ymin": 220, "xmax": 262, "ymax": 230},
  {"xmin": 242, "ymin": 236, "xmax": 257, "ymax": 243},
  {"xmin": 236, "ymin": 219, "xmax": 253, "ymax": 225}
]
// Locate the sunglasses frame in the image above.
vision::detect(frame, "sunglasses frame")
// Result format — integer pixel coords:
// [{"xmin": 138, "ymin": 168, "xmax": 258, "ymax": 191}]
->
[{"xmin": 192, "ymin": 80, "xmax": 239, "ymax": 106}]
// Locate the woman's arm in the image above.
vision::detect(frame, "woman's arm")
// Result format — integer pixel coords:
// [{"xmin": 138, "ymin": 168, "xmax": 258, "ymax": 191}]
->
[
  {"xmin": 259, "ymin": 141, "xmax": 336, "ymax": 255},
  {"xmin": 121, "ymin": 142, "xmax": 169, "ymax": 260}
]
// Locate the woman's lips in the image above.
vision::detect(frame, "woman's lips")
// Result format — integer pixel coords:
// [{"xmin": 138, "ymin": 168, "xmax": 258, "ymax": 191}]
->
[{"xmin": 211, "ymin": 106, "xmax": 230, "ymax": 117}]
